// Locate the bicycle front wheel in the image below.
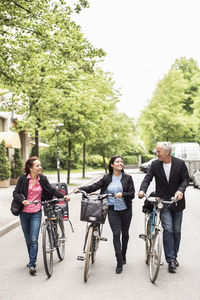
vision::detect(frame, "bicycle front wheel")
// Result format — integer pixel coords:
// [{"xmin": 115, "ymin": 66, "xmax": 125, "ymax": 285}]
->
[
  {"xmin": 144, "ymin": 214, "xmax": 151, "ymax": 265},
  {"xmin": 56, "ymin": 219, "xmax": 66, "ymax": 261},
  {"xmin": 84, "ymin": 226, "xmax": 93, "ymax": 282},
  {"xmin": 42, "ymin": 223, "xmax": 53, "ymax": 278},
  {"xmin": 149, "ymin": 228, "xmax": 163, "ymax": 283},
  {"xmin": 91, "ymin": 226, "xmax": 100, "ymax": 264}
]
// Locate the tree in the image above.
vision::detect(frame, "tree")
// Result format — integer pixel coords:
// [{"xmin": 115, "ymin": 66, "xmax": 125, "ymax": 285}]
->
[
  {"xmin": 0, "ymin": 0, "xmax": 105, "ymax": 156},
  {"xmin": 11, "ymin": 148, "xmax": 23, "ymax": 178},
  {"xmin": 0, "ymin": 140, "xmax": 11, "ymax": 180},
  {"xmin": 137, "ymin": 66, "xmax": 196, "ymax": 151},
  {"xmin": 171, "ymin": 57, "xmax": 200, "ymax": 114}
]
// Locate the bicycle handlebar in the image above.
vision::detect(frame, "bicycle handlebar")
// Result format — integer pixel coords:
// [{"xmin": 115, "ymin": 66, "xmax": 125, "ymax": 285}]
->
[
  {"xmin": 143, "ymin": 194, "xmax": 179, "ymax": 206},
  {"xmin": 76, "ymin": 189, "xmax": 114, "ymax": 200},
  {"xmin": 28, "ymin": 198, "xmax": 66, "ymax": 205}
]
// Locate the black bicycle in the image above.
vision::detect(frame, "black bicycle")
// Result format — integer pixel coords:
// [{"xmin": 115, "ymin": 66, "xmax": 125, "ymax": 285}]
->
[
  {"xmin": 31, "ymin": 198, "xmax": 69, "ymax": 277},
  {"xmin": 139, "ymin": 194, "xmax": 178, "ymax": 283},
  {"xmin": 76, "ymin": 189, "xmax": 113, "ymax": 282}
]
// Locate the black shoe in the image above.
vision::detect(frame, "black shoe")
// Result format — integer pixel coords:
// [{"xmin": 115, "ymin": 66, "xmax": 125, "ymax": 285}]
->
[
  {"xmin": 175, "ymin": 259, "xmax": 179, "ymax": 267},
  {"xmin": 122, "ymin": 257, "xmax": 126, "ymax": 265},
  {"xmin": 29, "ymin": 267, "xmax": 36, "ymax": 275},
  {"xmin": 168, "ymin": 261, "xmax": 176, "ymax": 273},
  {"xmin": 116, "ymin": 263, "xmax": 123, "ymax": 274}
]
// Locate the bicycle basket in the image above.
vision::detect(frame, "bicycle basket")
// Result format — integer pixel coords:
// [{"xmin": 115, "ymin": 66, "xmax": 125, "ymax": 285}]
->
[{"xmin": 80, "ymin": 195, "xmax": 108, "ymax": 224}]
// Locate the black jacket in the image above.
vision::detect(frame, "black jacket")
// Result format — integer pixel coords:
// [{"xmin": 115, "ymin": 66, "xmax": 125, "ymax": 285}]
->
[
  {"xmin": 140, "ymin": 157, "xmax": 190, "ymax": 212},
  {"xmin": 13, "ymin": 174, "xmax": 64, "ymax": 206},
  {"xmin": 79, "ymin": 173, "xmax": 135, "ymax": 209}
]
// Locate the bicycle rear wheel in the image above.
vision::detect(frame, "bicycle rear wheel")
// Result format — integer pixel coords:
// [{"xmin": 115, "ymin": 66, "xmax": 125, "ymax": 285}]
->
[
  {"xmin": 84, "ymin": 226, "xmax": 93, "ymax": 282},
  {"xmin": 56, "ymin": 219, "xmax": 65, "ymax": 261},
  {"xmin": 149, "ymin": 228, "xmax": 163, "ymax": 283},
  {"xmin": 42, "ymin": 223, "xmax": 53, "ymax": 278}
]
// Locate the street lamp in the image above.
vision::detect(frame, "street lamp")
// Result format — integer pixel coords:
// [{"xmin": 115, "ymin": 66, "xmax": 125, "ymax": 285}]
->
[{"xmin": 56, "ymin": 123, "xmax": 64, "ymax": 182}]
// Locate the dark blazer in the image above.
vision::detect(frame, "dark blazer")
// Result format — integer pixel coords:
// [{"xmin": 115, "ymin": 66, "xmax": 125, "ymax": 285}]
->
[
  {"xmin": 13, "ymin": 174, "xmax": 64, "ymax": 206},
  {"xmin": 79, "ymin": 173, "xmax": 135, "ymax": 209},
  {"xmin": 139, "ymin": 156, "xmax": 190, "ymax": 212}
]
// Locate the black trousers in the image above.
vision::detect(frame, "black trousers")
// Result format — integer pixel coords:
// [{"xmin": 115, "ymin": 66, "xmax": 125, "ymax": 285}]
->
[{"xmin": 108, "ymin": 206, "xmax": 132, "ymax": 256}]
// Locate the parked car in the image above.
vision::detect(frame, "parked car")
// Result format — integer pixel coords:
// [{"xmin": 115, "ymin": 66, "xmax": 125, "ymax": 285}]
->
[
  {"xmin": 192, "ymin": 170, "xmax": 200, "ymax": 188},
  {"xmin": 139, "ymin": 158, "xmax": 157, "ymax": 173}
]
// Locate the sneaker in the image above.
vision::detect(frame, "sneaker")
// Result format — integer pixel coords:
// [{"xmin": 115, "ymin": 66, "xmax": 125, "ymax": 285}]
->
[{"xmin": 29, "ymin": 267, "xmax": 36, "ymax": 275}]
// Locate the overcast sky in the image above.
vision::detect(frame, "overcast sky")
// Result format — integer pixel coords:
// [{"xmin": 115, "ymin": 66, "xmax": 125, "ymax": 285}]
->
[{"xmin": 73, "ymin": 0, "xmax": 200, "ymax": 120}]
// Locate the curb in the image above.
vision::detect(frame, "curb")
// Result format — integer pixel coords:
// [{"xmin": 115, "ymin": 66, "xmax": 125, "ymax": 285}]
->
[{"xmin": 0, "ymin": 220, "xmax": 20, "ymax": 237}]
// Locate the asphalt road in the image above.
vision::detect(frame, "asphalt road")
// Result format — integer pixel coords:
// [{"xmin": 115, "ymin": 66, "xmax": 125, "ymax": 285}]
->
[{"xmin": 1, "ymin": 171, "xmax": 200, "ymax": 300}]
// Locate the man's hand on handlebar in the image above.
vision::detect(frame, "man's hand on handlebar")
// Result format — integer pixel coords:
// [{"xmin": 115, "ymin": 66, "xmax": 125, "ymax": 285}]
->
[
  {"xmin": 174, "ymin": 191, "xmax": 183, "ymax": 201},
  {"xmin": 64, "ymin": 195, "xmax": 70, "ymax": 202}
]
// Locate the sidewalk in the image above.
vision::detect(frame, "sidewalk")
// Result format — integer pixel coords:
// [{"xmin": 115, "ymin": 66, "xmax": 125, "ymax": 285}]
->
[{"xmin": 0, "ymin": 170, "xmax": 104, "ymax": 237}]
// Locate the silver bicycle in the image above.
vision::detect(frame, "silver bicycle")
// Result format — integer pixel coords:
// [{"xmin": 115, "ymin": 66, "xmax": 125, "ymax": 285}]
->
[{"xmin": 139, "ymin": 195, "xmax": 178, "ymax": 283}]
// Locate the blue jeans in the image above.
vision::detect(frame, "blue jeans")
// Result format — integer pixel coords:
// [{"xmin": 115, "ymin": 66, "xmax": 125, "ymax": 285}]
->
[
  {"xmin": 20, "ymin": 210, "xmax": 42, "ymax": 268},
  {"xmin": 161, "ymin": 208, "xmax": 183, "ymax": 263}
]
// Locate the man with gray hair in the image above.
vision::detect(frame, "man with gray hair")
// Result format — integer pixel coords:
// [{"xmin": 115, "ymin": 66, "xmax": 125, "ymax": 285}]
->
[{"xmin": 138, "ymin": 141, "xmax": 190, "ymax": 273}]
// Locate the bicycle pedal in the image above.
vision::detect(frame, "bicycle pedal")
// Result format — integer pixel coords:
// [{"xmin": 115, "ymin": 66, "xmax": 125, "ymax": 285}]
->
[
  {"xmin": 77, "ymin": 256, "xmax": 85, "ymax": 261},
  {"xmin": 139, "ymin": 234, "xmax": 147, "ymax": 241},
  {"xmin": 100, "ymin": 237, "xmax": 107, "ymax": 241}
]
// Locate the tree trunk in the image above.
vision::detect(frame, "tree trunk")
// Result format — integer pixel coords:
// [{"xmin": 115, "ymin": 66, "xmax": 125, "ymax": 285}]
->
[
  {"xmin": 82, "ymin": 142, "xmax": 86, "ymax": 178},
  {"xmin": 67, "ymin": 139, "xmax": 71, "ymax": 184},
  {"xmin": 35, "ymin": 129, "xmax": 39, "ymax": 157},
  {"xmin": 103, "ymin": 155, "xmax": 107, "ymax": 173}
]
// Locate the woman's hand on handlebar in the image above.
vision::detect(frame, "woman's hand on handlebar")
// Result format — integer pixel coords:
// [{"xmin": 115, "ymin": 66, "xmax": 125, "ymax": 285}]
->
[
  {"xmin": 115, "ymin": 192, "xmax": 123, "ymax": 198},
  {"xmin": 73, "ymin": 189, "xmax": 78, "ymax": 194},
  {"xmin": 22, "ymin": 200, "xmax": 29, "ymax": 206}
]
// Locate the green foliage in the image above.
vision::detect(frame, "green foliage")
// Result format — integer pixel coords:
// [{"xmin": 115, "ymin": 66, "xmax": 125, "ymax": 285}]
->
[
  {"xmin": 0, "ymin": 0, "xmax": 106, "ymax": 155},
  {"xmin": 137, "ymin": 57, "xmax": 200, "ymax": 152},
  {"xmin": 0, "ymin": 0, "xmax": 140, "ymax": 180},
  {"xmin": 84, "ymin": 154, "xmax": 104, "ymax": 168},
  {"xmin": 0, "ymin": 140, "xmax": 11, "ymax": 180},
  {"xmin": 11, "ymin": 148, "xmax": 23, "ymax": 178},
  {"xmin": 123, "ymin": 155, "xmax": 138, "ymax": 164},
  {"xmin": 141, "ymin": 154, "xmax": 156, "ymax": 163}
]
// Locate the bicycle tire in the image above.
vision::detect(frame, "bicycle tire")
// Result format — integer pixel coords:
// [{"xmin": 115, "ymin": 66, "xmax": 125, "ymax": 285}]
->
[
  {"xmin": 42, "ymin": 223, "xmax": 53, "ymax": 278},
  {"xmin": 56, "ymin": 219, "xmax": 65, "ymax": 261},
  {"xmin": 144, "ymin": 213, "xmax": 150, "ymax": 265},
  {"xmin": 84, "ymin": 226, "xmax": 93, "ymax": 282},
  {"xmin": 149, "ymin": 228, "xmax": 163, "ymax": 283},
  {"xmin": 91, "ymin": 226, "xmax": 100, "ymax": 264}
]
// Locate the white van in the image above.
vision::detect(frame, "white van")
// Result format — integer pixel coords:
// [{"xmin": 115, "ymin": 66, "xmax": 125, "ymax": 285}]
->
[{"xmin": 171, "ymin": 142, "xmax": 200, "ymax": 160}]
